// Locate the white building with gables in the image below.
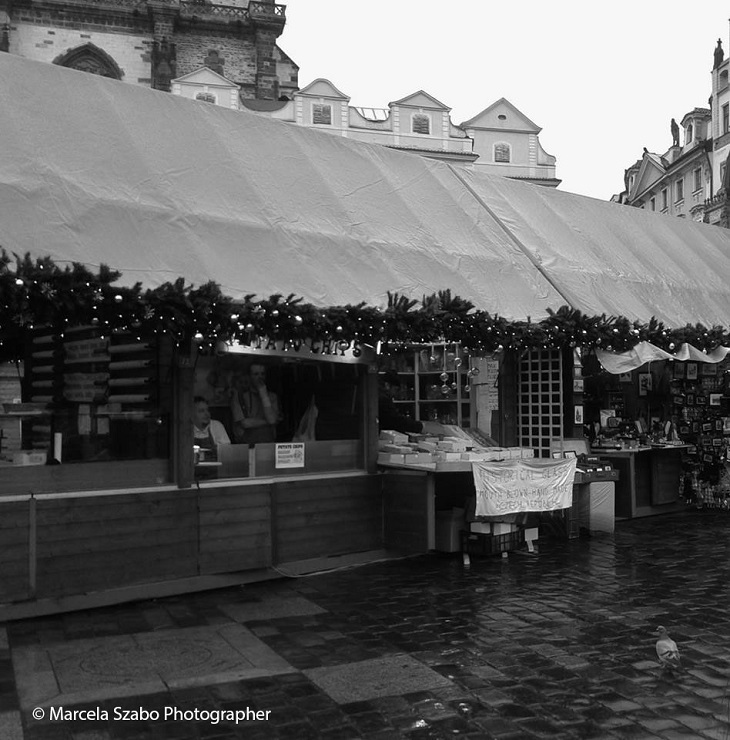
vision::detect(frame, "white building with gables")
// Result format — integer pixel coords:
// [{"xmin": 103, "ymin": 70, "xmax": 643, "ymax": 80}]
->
[
  {"xmin": 172, "ymin": 72, "xmax": 560, "ymax": 186},
  {"xmin": 461, "ymin": 99, "xmax": 560, "ymax": 187}
]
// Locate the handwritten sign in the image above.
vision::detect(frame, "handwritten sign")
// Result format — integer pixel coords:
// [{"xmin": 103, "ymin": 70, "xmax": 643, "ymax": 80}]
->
[
  {"xmin": 473, "ymin": 458, "xmax": 577, "ymax": 516},
  {"xmin": 475, "ymin": 357, "xmax": 500, "ymax": 436},
  {"xmin": 64, "ymin": 338, "xmax": 110, "ymax": 364},
  {"xmin": 62, "ymin": 372, "xmax": 109, "ymax": 402},
  {"xmin": 275, "ymin": 443, "xmax": 305, "ymax": 469},
  {"xmin": 483, "ymin": 360, "xmax": 500, "ymax": 411}
]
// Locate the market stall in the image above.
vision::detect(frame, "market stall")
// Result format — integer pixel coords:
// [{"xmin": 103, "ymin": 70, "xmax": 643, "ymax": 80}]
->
[
  {"xmin": 580, "ymin": 342, "xmax": 730, "ymax": 517},
  {"xmin": 3, "ymin": 54, "xmax": 730, "ymax": 615}
]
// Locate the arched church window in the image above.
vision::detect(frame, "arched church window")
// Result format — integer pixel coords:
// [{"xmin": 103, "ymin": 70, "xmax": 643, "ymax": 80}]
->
[
  {"xmin": 53, "ymin": 43, "xmax": 123, "ymax": 79},
  {"xmin": 494, "ymin": 143, "xmax": 511, "ymax": 163}
]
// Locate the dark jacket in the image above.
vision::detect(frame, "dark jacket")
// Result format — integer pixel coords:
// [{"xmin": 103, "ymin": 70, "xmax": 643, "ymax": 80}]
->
[{"xmin": 378, "ymin": 391, "xmax": 423, "ymax": 435}]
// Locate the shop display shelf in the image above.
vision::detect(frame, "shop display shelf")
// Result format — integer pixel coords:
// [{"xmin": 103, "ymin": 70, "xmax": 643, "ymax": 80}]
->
[{"xmin": 460, "ymin": 528, "xmax": 525, "ymax": 557}]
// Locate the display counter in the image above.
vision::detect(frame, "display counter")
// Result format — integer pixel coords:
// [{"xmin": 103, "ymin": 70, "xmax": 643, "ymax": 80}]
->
[
  {"xmin": 0, "ymin": 469, "xmax": 382, "ymax": 620},
  {"xmin": 593, "ymin": 445, "xmax": 690, "ymax": 518},
  {"xmin": 381, "ymin": 459, "xmax": 621, "ymax": 552},
  {"xmin": 195, "ymin": 440, "xmax": 364, "ymax": 480}
]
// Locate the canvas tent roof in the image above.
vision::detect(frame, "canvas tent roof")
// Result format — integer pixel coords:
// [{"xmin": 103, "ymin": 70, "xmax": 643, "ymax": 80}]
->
[
  {"xmin": 447, "ymin": 170, "xmax": 730, "ymax": 325},
  {"xmin": 2, "ymin": 53, "xmax": 730, "ymax": 327}
]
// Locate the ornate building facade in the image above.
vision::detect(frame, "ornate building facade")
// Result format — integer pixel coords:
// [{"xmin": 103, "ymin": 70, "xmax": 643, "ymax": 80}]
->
[
  {"xmin": 614, "ymin": 35, "xmax": 730, "ymax": 228},
  {"xmin": 0, "ymin": 0, "xmax": 298, "ymax": 100},
  {"xmin": 173, "ymin": 72, "xmax": 560, "ymax": 184}
]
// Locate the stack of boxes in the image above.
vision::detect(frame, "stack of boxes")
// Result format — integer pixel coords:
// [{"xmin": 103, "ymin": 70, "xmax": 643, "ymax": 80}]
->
[{"xmin": 377, "ymin": 430, "xmax": 536, "ymax": 468}]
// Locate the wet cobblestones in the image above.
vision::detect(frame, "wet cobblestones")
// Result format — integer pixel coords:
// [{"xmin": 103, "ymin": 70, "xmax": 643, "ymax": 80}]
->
[{"xmin": 3, "ymin": 510, "xmax": 730, "ymax": 738}]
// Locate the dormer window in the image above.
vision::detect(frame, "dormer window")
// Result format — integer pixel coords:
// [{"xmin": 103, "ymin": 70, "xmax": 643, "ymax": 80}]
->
[
  {"xmin": 195, "ymin": 92, "xmax": 217, "ymax": 104},
  {"xmin": 312, "ymin": 103, "xmax": 332, "ymax": 125},
  {"xmin": 412, "ymin": 113, "xmax": 430, "ymax": 135},
  {"xmin": 685, "ymin": 123, "xmax": 693, "ymax": 145},
  {"xmin": 494, "ymin": 143, "xmax": 511, "ymax": 163}
]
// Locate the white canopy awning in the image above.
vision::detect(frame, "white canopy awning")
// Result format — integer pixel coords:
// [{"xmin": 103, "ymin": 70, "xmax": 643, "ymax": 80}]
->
[
  {"xmin": 2, "ymin": 53, "xmax": 730, "ymax": 327},
  {"xmin": 596, "ymin": 342, "xmax": 730, "ymax": 374}
]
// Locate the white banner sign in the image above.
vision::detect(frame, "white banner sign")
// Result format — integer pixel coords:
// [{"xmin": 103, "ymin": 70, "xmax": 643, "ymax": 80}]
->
[{"xmin": 473, "ymin": 458, "xmax": 577, "ymax": 516}]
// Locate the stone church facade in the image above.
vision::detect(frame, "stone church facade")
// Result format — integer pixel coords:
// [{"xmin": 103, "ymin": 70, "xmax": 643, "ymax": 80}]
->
[{"xmin": 0, "ymin": 0, "xmax": 298, "ymax": 100}]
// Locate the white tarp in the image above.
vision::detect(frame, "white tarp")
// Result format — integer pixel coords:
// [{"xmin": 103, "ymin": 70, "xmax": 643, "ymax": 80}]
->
[
  {"xmin": 0, "ymin": 54, "xmax": 560, "ymax": 320},
  {"xmin": 473, "ymin": 458, "xmax": 577, "ymax": 516},
  {"xmin": 2, "ymin": 54, "xmax": 730, "ymax": 326},
  {"xmin": 596, "ymin": 341, "xmax": 730, "ymax": 374},
  {"xmin": 449, "ymin": 169, "xmax": 730, "ymax": 327}
]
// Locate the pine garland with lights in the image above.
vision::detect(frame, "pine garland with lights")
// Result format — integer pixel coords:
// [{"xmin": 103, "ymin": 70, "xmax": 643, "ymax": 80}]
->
[{"xmin": 1, "ymin": 250, "xmax": 729, "ymax": 362}]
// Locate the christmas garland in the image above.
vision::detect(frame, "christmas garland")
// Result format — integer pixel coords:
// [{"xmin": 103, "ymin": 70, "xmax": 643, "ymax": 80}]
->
[{"xmin": 1, "ymin": 250, "xmax": 729, "ymax": 362}]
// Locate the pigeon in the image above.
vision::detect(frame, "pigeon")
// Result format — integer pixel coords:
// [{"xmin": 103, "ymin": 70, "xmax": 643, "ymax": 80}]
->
[{"xmin": 654, "ymin": 626, "xmax": 681, "ymax": 670}]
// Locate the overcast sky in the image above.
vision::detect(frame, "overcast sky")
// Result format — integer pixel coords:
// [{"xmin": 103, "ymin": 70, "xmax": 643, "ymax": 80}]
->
[{"xmin": 279, "ymin": 1, "xmax": 730, "ymax": 201}]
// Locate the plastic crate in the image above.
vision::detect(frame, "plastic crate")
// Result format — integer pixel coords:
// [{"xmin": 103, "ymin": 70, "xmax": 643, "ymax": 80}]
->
[{"xmin": 460, "ymin": 528, "xmax": 525, "ymax": 556}]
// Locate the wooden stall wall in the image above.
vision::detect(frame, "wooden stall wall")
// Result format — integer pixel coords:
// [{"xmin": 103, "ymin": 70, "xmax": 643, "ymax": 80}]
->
[
  {"xmin": 34, "ymin": 490, "xmax": 198, "ymax": 598},
  {"xmin": 0, "ymin": 470, "xmax": 384, "ymax": 611},
  {"xmin": 273, "ymin": 474, "xmax": 382, "ymax": 563},
  {"xmin": 198, "ymin": 483, "xmax": 272, "ymax": 573},
  {"xmin": 0, "ymin": 499, "xmax": 31, "ymax": 603},
  {"xmin": 1, "ymin": 460, "xmax": 169, "ymax": 496},
  {"xmin": 382, "ymin": 470, "xmax": 433, "ymax": 554}
]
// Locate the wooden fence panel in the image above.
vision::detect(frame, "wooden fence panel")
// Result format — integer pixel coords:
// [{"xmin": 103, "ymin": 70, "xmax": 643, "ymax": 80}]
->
[
  {"xmin": 274, "ymin": 474, "xmax": 382, "ymax": 562},
  {"xmin": 198, "ymin": 484, "xmax": 272, "ymax": 573},
  {"xmin": 0, "ymin": 499, "xmax": 30, "ymax": 602},
  {"xmin": 34, "ymin": 490, "xmax": 197, "ymax": 597}
]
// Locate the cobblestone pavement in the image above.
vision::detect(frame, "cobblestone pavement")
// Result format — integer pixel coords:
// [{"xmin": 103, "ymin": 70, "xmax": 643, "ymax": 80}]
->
[{"xmin": 3, "ymin": 510, "xmax": 730, "ymax": 739}]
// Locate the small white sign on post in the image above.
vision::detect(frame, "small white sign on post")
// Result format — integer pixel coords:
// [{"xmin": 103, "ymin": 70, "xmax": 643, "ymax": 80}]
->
[
  {"xmin": 472, "ymin": 458, "xmax": 577, "ymax": 516},
  {"xmin": 275, "ymin": 443, "xmax": 305, "ymax": 469}
]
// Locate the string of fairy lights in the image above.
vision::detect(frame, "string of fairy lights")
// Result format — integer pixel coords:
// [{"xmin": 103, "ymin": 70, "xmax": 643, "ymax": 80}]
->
[{"xmin": 1, "ymin": 250, "xmax": 729, "ymax": 363}]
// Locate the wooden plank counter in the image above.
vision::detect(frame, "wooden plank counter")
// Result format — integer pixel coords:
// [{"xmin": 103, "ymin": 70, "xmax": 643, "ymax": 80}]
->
[{"xmin": 0, "ymin": 470, "xmax": 382, "ymax": 619}]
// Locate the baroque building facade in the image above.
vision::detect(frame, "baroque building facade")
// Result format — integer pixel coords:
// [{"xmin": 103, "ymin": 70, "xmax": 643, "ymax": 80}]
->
[
  {"xmin": 174, "ymin": 71, "xmax": 560, "ymax": 185},
  {"xmin": 0, "ymin": 0, "xmax": 298, "ymax": 100},
  {"xmin": 614, "ymin": 34, "xmax": 730, "ymax": 227}
]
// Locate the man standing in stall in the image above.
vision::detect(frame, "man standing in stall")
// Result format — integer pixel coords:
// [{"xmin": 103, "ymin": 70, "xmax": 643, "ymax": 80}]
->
[{"xmin": 231, "ymin": 363, "xmax": 282, "ymax": 445}]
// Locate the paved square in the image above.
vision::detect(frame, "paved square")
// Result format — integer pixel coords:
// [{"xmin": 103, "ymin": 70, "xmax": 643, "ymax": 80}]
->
[
  {"xmin": 9, "ymin": 512, "xmax": 730, "ymax": 739},
  {"xmin": 303, "ymin": 654, "xmax": 453, "ymax": 703},
  {"xmin": 220, "ymin": 594, "xmax": 327, "ymax": 622},
  {"xmin": 12, "ymin": 623, "xmax": 295, "ymax": 708}
]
